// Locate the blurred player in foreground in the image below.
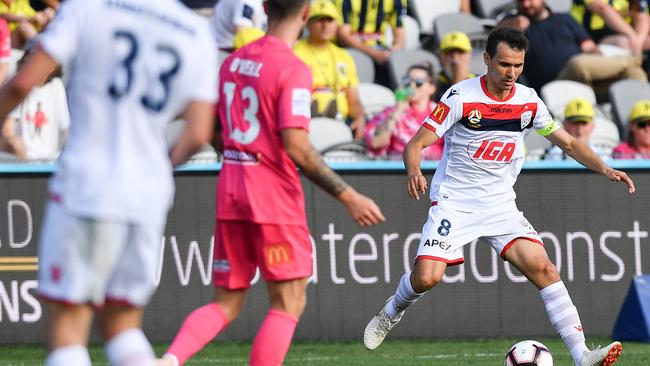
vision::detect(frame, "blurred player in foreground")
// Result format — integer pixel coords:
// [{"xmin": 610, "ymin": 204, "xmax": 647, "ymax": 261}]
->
[
  {"xmin": 0, "ymin": 0, "xmax": 218, "ymax": 365},
  {"xmin": 158, "ymin": 1, "xmax": 385, "ymax": 366},
  {"xmin": 363, "ymin": 27, "xmax": 634, "ymax": 366}
]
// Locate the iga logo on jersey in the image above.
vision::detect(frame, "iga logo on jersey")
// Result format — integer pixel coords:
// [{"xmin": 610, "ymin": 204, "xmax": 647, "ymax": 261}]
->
[{"xmin": 468, "ymin": 137, "xmax": 517, "ymax": 163}]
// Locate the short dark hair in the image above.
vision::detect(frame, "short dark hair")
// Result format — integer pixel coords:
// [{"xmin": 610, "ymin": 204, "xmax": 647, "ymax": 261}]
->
[
  {"xmin": 486, "ymin": 27, "xmax": 529, "ymax": 58},
  {"xmin": 267, "ymin": 0, "xmax": 308, "ymax": 22}
]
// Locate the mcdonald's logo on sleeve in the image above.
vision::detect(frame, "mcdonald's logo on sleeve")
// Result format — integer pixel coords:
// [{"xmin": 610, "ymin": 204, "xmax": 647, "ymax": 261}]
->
[{"xmin": 429, "ymin": 102, "xmax": 450, "ymax": 124}]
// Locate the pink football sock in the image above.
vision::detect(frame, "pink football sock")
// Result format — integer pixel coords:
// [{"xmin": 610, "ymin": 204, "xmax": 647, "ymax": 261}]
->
[
  {"xmin": 249, "ymin": 309, "xmax": 299, "ymax": 366},
  {"xmin": 166, "ymin": 303, "xmax": 228, "ymax": 365}
]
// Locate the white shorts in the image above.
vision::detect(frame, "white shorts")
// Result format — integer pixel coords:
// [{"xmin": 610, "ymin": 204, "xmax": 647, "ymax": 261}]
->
[
  {"xmin": 37, "ymin": 202, "xmax": 163, "ymax": 307},
  {"xmin": 416, "ymin": 203, "xmax": 543, "ymax": 266}
]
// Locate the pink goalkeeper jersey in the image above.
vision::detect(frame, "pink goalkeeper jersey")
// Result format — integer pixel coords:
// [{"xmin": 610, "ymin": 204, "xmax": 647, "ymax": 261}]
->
[{"xmin": 216, "ymin": 36, "xmax": 312, "ymax": 225}]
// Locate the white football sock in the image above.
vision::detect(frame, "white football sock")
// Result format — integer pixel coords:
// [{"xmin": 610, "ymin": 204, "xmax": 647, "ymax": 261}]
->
[
  {"xmin": 540, "ymin": 281, "xmax": 589, "ymax": 365},
  {"xmin": 45, "ymin": 345, "xmax": 91, "ymax": 366},
  {"xmin": 105, "ymin": 328, "xmax": 155, "ymax": 366},
  {"xmin": 386, "ymin": 271, "xmax": 424, "ymax": 319}
]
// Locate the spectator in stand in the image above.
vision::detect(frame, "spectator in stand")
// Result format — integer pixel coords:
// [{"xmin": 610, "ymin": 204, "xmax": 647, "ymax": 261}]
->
[
  {"xmin": 613, "ymin": 99, "xmax": 650, "ymax": 158},
  {"xmin": 0, "ymin": 47, "xmax": 69, "ymax": 160},
  {"xmin": 0, "ymin": 17, "xmax": 10, "ymax": 84},
  {"xmin": 0, "ymin": 0, "xmax": 53, "ymax": 49},
  {"xmin": 365, "ymin": 62, "xmax": 444, "ymax": 160},
  {"xmin": 335, "ymin": 0, "xmax": 407, "ymax": 86},
  {"xmin": 211, "ymin": 0, "xmax": 266, "ymax": 51},
  {"xmin": 434, "ymin": 31, "xmax": 476, "ymax": 101},
  {"xmin": 571, "ymin": 0, "xmax": 649, "ymax": 54},
  {"xmin": 295, "ymin": 0, "xmax": 365, "ymax": 139},
  {"xmin": 499, "ymin": 0, "xmax": 646, "ymax": 100},
  {"xmin": 544, "ymin": 97, "xmax": 611, "ymax": 160}
]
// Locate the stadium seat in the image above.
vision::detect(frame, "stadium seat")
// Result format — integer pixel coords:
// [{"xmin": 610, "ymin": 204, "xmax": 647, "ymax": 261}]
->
[
  {"xmin": 384, "ymin": 15, "xmax": 420, "ymax": 50},
  {"xmin": 321, "ymin": 141, "xmax": 368, "ymax": 162},
  {"xmin": 474, "ymin": 0, "xmax": 516, "ymax": 19},
  {"xmin": 357, "ymin": 82, "xmax": 396, "ymax": 119},
  {"xmin": 470, "ymin": 49, "xmax": 486, "ymax": 75},
  {"xmin": 308, "ymin": 117, "xmax": 354, "ymax": 152},
  {"xmin": 347, "ymin": 48, "xmax": 375, "ymax": 83},
  {"xmin": 403, "ymin": 15, "xmax": 421, "ymax": 50},
  {"xmin": 411, "ymin": 0, "xmax": 461, "ymax": 35},
  {"xmin": 524, "ymin": 131, "xmax": 552, "ymax": 160},
  {"xmin": 609, "ymin": 79, "xmax": 650, "ymax": 139},
  {"xmin": 540, "ymin": 80, "xmax": 597, "ymax": 120},
  {"xmin": 433, "ymin": 13, "xmax": 493, "ymax": 51},
  {"xmin": 387, "ymin": 49, "xmax": 441, "ymax": 89},
  {"xmin": 546, "ymin": 0, "xmax": 573, "ymax": 13},
  {"xmin": 590, "ymin": 116, "xmax": 620, "ymax": 154}
]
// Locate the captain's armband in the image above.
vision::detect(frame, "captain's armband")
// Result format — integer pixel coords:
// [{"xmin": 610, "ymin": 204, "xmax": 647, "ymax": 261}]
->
[{"xmin": 536, "ymin": 120, "xmax": 560, "ymax": 137}]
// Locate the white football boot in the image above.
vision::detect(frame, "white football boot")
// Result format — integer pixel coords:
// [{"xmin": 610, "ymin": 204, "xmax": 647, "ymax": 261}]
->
[
  {"xmin": 580, "ymin": 341, "xmax": 622, "ymax": 366},
  {"xmin": 363, "ymin": 296, "xmax": 404, "ymax": 350}
]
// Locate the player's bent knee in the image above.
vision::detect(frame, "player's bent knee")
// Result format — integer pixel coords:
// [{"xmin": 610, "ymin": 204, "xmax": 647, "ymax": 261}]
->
[
  {"xmin": 411, "ymin": 271, "xmax": 442, "ymax": 292},
  {"xmin": 540, "ymin": 261, "xmax": 561, "ymax": 283},
  {"xmin": 528, "ymin": 259, "xmax": 561, "ymax": 287}
]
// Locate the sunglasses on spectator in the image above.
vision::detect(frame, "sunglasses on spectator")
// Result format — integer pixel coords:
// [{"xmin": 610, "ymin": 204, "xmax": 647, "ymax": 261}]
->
[
  {"xmin": 637, "ymin": 121, "xmax": 650, "ymax": 128},
  {"xmin": 401, "ymin": 77, "xmax": 429, "ymax": 88}
]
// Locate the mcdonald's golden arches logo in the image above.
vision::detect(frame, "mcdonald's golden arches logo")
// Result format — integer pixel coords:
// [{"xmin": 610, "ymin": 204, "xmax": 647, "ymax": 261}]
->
[
  {"xmin": 264, "ymin": 243, "xmax": 292, "ymax": 267},
  {"xmin": 429, "ymin": 102, "xmax": 450, "ymax": 124}
]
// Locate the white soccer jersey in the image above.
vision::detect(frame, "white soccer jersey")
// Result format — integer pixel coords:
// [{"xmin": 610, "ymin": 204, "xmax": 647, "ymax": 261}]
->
[
  {"xmin": 38, "ymin": 0, "xmax": 218, "ymax": 225},
  {"xmin": 423, "ymin": 76, "xmax": 558, "ymax": 211},
  {"xmin": 211, "ymin": 0, "xmax": 266, "ymax": 49}
]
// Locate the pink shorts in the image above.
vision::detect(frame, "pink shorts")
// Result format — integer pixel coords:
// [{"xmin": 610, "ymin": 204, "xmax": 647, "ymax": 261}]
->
[{"xmin": 213, "ymin": 220, "xmax": 313, "ymax": 289}]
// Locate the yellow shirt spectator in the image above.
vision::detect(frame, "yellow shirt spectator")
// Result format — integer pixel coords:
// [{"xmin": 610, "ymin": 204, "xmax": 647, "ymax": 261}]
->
[
  {"xmin": 335, "ymin": 0, "xmax": 407, "ymax": 48},
  {"xmin": 571, "ymin": 0, "xmax": 648, "ymax": 42},
  {"xmin": 294, "ymin": 39, "xmax": 359, "ymax": 119},
  {"xmin": 0, "ymin": 0, "xmax": 36, "ymax": 31}
]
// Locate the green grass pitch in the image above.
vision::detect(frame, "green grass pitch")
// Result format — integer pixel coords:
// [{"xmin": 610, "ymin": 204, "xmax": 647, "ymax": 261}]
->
[{"xmin": 1, "ymin": 338, "xmax": 649, "ymax": 365}]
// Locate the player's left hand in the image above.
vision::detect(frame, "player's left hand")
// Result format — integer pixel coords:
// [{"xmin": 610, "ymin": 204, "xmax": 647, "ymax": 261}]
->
[
  {"xmin": 407, "ymin": 173, "xmax": 428, "ymax": 200},
  {"xmin": 605, "ymin": 167, "xmax": 636, "ymax": 194}
]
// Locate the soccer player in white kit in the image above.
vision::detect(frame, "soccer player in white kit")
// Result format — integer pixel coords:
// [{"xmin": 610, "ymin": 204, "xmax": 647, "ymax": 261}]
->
[
  {"xmin": 0, "ymin": 1, "xmax": 217, "ymax": 365},
  {"xmin": 363, "ymin": 28, "xmax": 635, "ymax": 366}
]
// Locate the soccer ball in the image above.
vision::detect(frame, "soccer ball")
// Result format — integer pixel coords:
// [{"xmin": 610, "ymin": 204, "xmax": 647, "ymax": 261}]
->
[{"xmin": 504, "ymin": 340, "xmax": 554, "ymax": 366}]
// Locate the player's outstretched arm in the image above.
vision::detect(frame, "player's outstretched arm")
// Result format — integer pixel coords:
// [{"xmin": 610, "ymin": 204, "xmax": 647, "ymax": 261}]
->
[
  {"xmin": 546, "ymin": 128, "xmax": 636, "ymax": 193},
  {"xmin": 170, "ymin": 101, "xmax": 214, "ymax": 167},
  {"xmin": 282, "ymin": 128, "xmax": 385, "ymax": 227},
  {"xmin": 403, "ymin": 126, "xmax": 439, "ymax": 200},
  {"xmin": 0, "ymin": 46, "xmax": 58, "ymax": 125}
]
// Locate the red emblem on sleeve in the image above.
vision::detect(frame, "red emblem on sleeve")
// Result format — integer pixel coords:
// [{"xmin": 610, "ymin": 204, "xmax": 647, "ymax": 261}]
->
[{"xmin": 429, "ymin": 102, "xmax": 450, "ymax": 124}]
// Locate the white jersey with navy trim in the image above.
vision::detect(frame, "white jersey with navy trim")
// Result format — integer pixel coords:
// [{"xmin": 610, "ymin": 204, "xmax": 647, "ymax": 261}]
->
[
  {"xmin": 422, "ymin": 76, "xmax": 556, "ymax": 211},
  {"xmin": 39, "ymin": 0, "xmax": 218, "ymax": 225}
]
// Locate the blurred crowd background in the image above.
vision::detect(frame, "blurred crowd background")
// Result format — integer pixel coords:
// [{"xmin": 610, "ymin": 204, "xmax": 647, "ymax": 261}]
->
[{"xmin": 1, "ymin": 0, "xmax": 649, "ymax": 164}]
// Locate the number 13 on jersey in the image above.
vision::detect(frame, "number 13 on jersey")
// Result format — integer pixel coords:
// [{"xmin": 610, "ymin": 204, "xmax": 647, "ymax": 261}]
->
[{"xmin": 223, "ymin": 82, "xmax": 260, "ymax": 145}]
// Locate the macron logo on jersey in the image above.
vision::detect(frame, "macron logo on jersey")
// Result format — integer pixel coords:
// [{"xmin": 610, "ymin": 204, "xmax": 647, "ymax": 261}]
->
[{"xmin": 292, "ymin": 88, "xmax": 311, "ymax": 118}]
